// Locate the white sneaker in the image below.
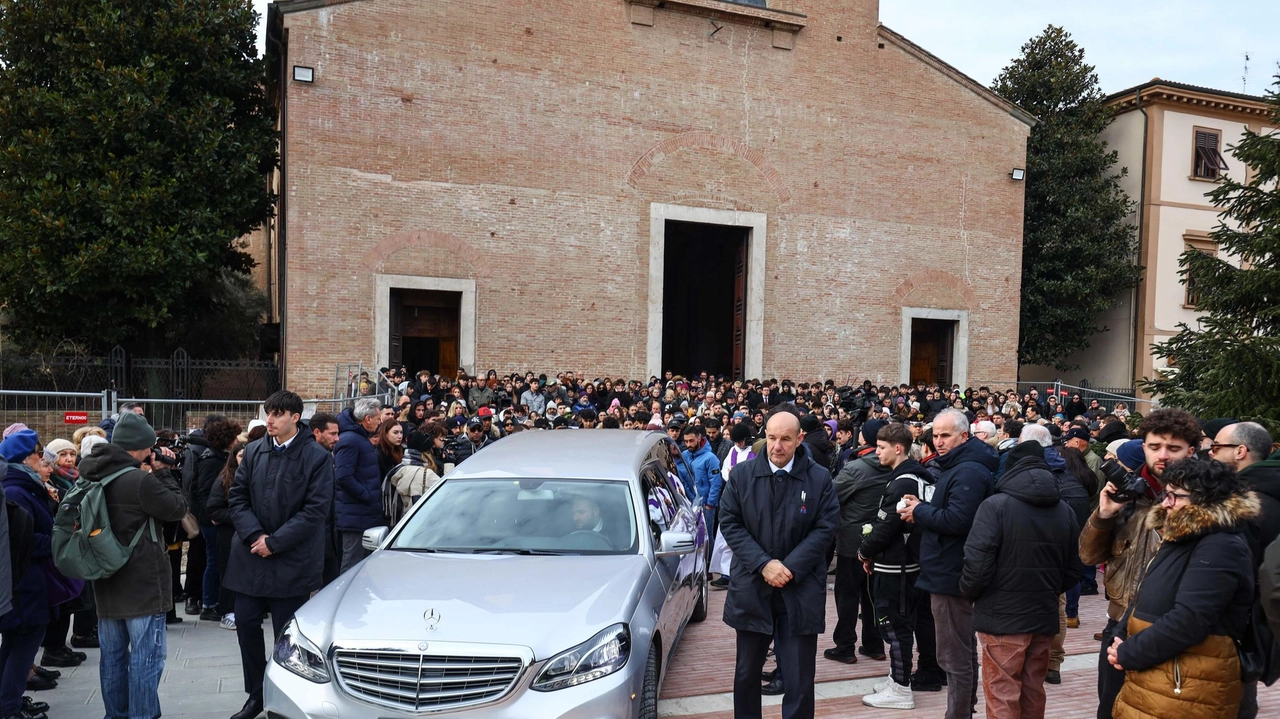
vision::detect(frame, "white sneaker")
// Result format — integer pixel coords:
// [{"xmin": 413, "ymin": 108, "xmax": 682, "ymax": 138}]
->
[
  {"xmin": 220, "ymin": 613, "xmax": 237, "ymax": 631},
  {"xmin": 862, "ymin": 680, "xmax": 914, "ymax": 710},
  {"xmin": 872, "ymin": 674, "xmax": 894, "ymax": 695}
]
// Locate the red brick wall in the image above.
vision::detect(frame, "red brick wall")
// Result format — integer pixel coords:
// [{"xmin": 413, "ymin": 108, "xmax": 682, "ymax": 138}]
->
[{"xmin": 276, "ymin": 0, "xmax": 1028, "ymax": 397}]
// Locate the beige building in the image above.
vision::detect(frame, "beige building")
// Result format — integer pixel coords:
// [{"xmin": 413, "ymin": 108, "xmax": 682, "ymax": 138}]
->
[{"xmin": 1020, "ymin": 79, "xmax": 1275, "ymax": 394}]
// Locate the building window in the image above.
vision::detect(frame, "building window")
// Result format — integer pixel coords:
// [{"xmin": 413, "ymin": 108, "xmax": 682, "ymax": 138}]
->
[
  {"xmin": 1193, "ymin": 128, "xmax": 1229, "ymax": 180},
  {"xmin": 1183, "ymin": 234, "xmax": 1218, "ymax": 308}
]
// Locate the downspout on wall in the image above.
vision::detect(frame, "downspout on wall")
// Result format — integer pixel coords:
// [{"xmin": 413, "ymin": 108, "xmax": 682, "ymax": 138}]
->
[{"xmin": 1131, "ymin": 89, "xmax": 1149, "ymax": 391}]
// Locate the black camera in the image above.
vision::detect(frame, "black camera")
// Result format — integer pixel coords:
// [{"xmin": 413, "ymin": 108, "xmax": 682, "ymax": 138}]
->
[
  {"xmin": 1101, "ymin": 458, "xmax": 1149, "ymax": 503},
  {"xmin": 152, "ymin": 436, "xmax": 187, "ymax": 468}
]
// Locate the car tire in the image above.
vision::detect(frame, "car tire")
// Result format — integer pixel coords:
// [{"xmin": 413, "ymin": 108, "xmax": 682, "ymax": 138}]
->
[
  {"xmin": 638, "ymin": 644, "xmax": 659, "ymax": 719},
  {"xmin": 690, "ymin": 570, "xmax": 708, "ymax": 623}
]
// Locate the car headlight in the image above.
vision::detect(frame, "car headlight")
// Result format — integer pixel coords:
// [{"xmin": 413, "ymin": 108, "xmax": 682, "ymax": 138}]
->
[
  {"xmin": 273, "ymin": 620, "xmax": 330, "ymax": 683},
  {"xmin": 531, "ymin": 623, "xmax": 630, "ymax": 691}
]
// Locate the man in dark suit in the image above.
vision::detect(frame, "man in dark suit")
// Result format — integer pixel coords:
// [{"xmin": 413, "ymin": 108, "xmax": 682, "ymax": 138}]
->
[
  {"xmin": 224, "ymin": 391, "xmax": 334, "ymax": 719},
  {"xmin": 719, "ymin": 408, "xmax": 840, "ymax": 719}
]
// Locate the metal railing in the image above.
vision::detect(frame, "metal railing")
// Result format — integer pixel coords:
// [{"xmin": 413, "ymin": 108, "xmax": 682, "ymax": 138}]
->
[
  {"xmin": 989, "ymin": 381, "xmax": 1153, "ymax": 412},
  {"xmin": 112, "ymin": 397, "xmax": 266, "ymax": 434}
]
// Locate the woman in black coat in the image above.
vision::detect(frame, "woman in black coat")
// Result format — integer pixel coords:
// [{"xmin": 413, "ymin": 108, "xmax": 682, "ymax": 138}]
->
[
  {"xmin": 192, "ymin": 418, "xmax": 240, "ymax": 621},
  {"xmin": 1107, "ymin": 459, "xmax": 1257, "ymax": 719},
  {"xmin": 205, "ymin": 443, "xmax": 244, "ymax": 627}
]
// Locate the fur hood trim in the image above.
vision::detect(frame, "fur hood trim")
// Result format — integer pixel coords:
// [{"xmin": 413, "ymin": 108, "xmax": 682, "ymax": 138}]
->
[{"xmin": 1145, "ymin": 491, "xmax": 1262, "ymax": 543}]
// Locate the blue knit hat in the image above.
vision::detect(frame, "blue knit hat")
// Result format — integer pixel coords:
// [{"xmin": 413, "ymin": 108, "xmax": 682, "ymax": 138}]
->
[
  {"xmin": 1116, "ymin": 439, "xmax": 1145, "ymax": 473},
  {"xmin": 0, "ymin": 428, "xmax": 39, "ymax": 463}
]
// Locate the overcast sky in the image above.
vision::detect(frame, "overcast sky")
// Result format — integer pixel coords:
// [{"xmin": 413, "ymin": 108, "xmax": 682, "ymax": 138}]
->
[{"xmin": 253, "ymin": 0, "xmax": 1280, "ymax": 97}]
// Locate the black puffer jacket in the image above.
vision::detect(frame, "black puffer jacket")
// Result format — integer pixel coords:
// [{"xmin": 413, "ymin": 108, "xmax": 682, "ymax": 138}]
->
[
  {"xmin": 1241, "ymin": 461, "xmax": 1280, "ymax": 573},
  {"xmin": 832, "ymin": 448, "xmax": 891, "ymax": 557},
  {"xmin": 191, "ymin": 447, "xmax": 228, "ymax": 527},
  {"xmin": 858, "ymin": 458, "xmax": 932, "ymax": 574},
  {"xmin": 960, "ymin": 444, "xmax": 1080, "ymax": 636},
  {"xmin": 914, "ymin": 437, "xmax": 998, "ymax": 596}
]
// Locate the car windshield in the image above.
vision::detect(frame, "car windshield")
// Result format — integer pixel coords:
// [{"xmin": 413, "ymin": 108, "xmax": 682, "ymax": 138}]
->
[{"xmin": 391, "ymin": 478, "xmax": 639, "ymax": 555}]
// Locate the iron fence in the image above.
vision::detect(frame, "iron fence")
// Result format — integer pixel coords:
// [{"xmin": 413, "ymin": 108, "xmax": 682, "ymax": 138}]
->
[
  {"xmin": 0, "ymin": 390, "xmax": 112, "ymax": 444},
  {"xmin": 0, "ymin": 354, "xmax": 116, "ymax": 394},
  {"xmin": 0, "ymin": 346, "xmax": 278, "ymax": 399}
]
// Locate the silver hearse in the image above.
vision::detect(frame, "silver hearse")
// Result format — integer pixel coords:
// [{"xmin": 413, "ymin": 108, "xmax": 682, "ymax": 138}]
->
[{"xmin": 265, "ymin": 430, "xmax": 709, "ymax": 719}]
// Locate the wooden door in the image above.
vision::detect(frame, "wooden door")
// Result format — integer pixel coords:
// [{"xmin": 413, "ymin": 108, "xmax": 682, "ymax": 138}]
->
[
  {"xmin": 731, "ymin": 240, "xmax": 747, "ymax": 380},
  {"xmin": 389, "ymin": 290, "xmax": 403, "ymax": 368},
  {"xmin": 439, "ymin": 338, "xmax": 458, "ymax": 380},
  {"xmin": 910, "ymin": 335, "xmax": 939, "ymax": 386}
]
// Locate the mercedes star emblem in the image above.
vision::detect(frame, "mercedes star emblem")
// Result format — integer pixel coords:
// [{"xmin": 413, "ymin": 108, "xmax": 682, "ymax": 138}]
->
[{"xmin": 424, "ymin": 608, "xmax": 441, "ymax": 631}]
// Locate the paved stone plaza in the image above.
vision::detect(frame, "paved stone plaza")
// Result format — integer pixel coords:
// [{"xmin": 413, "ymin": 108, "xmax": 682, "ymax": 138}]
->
[{"xmin": 36, "ymin": 586, "xmax": 1280, "ymax": 719}]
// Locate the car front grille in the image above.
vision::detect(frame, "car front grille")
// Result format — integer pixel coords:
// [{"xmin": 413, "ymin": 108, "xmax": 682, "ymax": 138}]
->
[{"xmin": 333, "ymin": 649, "xmax": 525, "ymax": 712}]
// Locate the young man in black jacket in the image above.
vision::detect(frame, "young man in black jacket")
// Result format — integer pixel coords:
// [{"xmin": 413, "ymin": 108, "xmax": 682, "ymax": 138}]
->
[
  {"xmin": 224, "ymin": 391, "xmax": 334, "ymax": 719},
  {"xmin": 960, "ymin": 439, "xmax": 1079, "ymax": 719},
  {"xmin": 857, "ymin": 422, "xmax": 943, "ymax": 708}
]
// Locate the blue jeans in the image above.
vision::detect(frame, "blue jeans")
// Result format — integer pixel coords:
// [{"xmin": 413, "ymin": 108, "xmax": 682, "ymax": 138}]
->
[
  {"xmin": 0, "ymin": 625, "xmax": 46, "ymax": 715},
  {"xmin": 99, "ymin": 614, "xmax": 167, "ymax": 719},
  {"xmin": 1065, "ymin": 581, "xmax": 1081, "ymax": 618},
  {"xmin": 201, "ymin": 526, "xmax": 220, "ymax": 609}
]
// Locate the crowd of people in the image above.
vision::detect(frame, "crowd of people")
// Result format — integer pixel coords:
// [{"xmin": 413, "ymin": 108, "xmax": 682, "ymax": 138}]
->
[{"xmin": 0, "ymin": 367, "xmax": 1277, "ymax": 719}]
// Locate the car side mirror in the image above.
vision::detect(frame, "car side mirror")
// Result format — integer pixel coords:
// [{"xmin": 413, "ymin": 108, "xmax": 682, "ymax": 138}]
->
[
  {"xmin": 362, "ymin": 526, "xmax": 389, "ymax": 552},
  {"xmin": 655, "ymin": 530, "xmax": 696, "ymax": 557}
]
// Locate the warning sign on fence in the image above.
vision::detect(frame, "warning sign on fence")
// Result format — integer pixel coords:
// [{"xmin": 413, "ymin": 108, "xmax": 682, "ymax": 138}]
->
[{"xmin": 64, "ymin": 412, "xmax": 89, "ymax": 425}]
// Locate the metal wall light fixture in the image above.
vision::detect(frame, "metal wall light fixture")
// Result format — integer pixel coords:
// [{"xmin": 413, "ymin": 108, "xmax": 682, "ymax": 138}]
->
[
  {"xmin": 293, "ymin": 66, "xmax": 315, "ymax": 83},
  {"xmin": 1010, "ymin": 168, "xmax": 1026, "ymax": 181}
]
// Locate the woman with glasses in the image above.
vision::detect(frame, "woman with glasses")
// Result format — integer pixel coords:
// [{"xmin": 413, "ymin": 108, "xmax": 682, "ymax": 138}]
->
[{"xmin": 1107, "ymin": 459, "xmax": 1257, "ymax": 719}]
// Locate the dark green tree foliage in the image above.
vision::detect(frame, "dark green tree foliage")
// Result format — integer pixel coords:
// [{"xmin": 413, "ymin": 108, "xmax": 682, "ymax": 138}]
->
[
  {"xmin": 1143, "ymin": 77, "xmax": 1280, "ymax": 429},
  {"xmin": 993, "ymin": 26, "xmax": 1142, "ymax": 369},
  {"xmin": 0, "ymin": 0, "xmax": 276, "ymax": 356}
]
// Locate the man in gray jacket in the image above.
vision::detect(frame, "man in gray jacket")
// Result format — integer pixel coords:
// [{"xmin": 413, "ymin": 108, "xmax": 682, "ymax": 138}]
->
[{"xmin": 826, "ymin": 419, "xmax": 889, "ymax": 664}]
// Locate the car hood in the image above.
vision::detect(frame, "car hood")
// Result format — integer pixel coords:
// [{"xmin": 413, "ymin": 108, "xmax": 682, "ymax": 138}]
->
[{"xmin": 297, "ymin": 550, "xmax": 651, "ymax": 659}]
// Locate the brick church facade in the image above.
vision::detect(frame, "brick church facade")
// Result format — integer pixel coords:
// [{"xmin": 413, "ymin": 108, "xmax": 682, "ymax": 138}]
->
[{"xmin": 261, "ymin": 0, "xmax": 1032, "ymax": 397}]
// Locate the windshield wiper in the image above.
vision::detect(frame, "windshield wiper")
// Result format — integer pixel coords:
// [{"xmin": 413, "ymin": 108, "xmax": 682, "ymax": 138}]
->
[
  {"xmin": 405, "ymin": 548, "xmax": 471, "ymax": 554},
  {"xmin": 470, "ymin": 548, "xmax": 568, "ymax": 556}
]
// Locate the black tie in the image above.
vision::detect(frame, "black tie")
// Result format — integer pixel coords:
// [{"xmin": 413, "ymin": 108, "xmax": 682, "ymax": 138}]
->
[{"xmin": 774, "ymin": 469, "xmax": 788, "ymax": 482}]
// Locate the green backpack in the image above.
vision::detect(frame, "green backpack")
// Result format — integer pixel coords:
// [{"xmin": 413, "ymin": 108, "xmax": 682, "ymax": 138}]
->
[{"xmin": 52, "ymin": 468, "xmax": 157, "ymax": 581}]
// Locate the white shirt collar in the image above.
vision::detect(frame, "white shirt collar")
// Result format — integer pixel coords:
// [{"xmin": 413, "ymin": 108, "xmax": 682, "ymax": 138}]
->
[
  {"xmin": 273, "ymin": 432, "xmax": 297, "ymax": 451},
  {"xmin": 768, "ymin": 457, "xmax": 794, "ymax": 475}
]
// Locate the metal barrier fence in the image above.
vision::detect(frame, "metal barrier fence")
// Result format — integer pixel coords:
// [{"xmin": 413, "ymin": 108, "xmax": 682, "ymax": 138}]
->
[
  {"xmin": 992, "ymin": 381, "xmax": 1153, "ymax": 412},
  {"xmin": 113, "ymin": 398, "xmax": 267, "ymax": 434},
  {"xmin": 0, "ymin": 391, "xmax": 379, "ymax": 444},
  {"xmin": 0, "ymin": 390, "xmax": 112, "ymax": 444}
]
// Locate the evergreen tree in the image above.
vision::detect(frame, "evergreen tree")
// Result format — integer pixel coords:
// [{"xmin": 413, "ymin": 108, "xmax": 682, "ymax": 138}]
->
[
  {"xmin": 1143, "ymin": 76, "xmax": 1280, "ymax": 429},
  {"xmin": 0, "ymin": 0, "xmax": 277, "ymax": 356},
  {"xmin": 993, "ymin": 26, "xmax": 1142, "ymax": 370}
]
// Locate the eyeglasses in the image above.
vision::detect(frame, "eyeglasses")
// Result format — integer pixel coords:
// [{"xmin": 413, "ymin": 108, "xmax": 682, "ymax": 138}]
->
[
  {"xmin": 1209, "ymin": 442, "xmax": 1241, "ymax": 451},
  {"xmin": 1158, "ymin": 489, "xmax": 1193, "ymax": 503}
]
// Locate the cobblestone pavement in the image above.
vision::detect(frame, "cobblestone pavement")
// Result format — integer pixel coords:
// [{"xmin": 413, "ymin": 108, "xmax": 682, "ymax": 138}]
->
[{"xmin": 34, "ymin": 585, "xmax": 1279, "ymax": 719}]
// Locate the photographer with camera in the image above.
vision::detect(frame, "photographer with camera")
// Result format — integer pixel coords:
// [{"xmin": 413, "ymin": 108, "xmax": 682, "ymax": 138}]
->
[{"xmin": 1079, "ymin": 408, "xmax": 1201, "ymax": 719}]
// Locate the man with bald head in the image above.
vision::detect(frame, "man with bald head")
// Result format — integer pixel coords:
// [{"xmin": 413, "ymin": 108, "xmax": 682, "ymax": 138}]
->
[
  {"xmin": 719, "ymin": 408, "xmax": 840, "ymax": 719},
  {"xmin": 900, "ymin": 408, "xmax": 999, "ymax": 719}
]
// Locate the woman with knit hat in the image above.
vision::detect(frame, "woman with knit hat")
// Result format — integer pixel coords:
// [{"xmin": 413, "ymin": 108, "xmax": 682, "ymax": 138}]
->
[{"xmin": 0, "ymin": 428, "xmax": 64, "ymax": 716}]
